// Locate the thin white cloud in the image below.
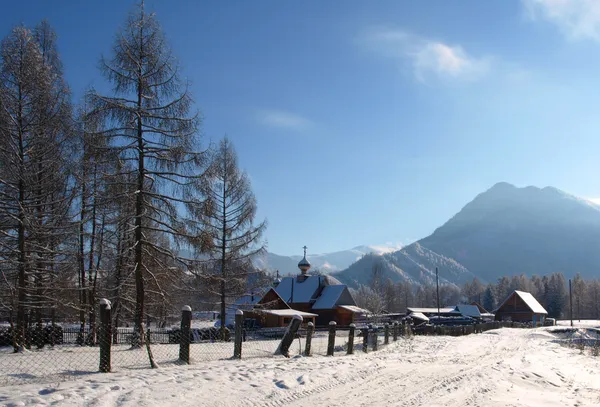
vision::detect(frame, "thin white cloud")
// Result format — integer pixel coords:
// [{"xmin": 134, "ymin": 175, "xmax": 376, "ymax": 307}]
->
[
  {"xmin": 587, "ymin": 197, "xmax": 600, "ymax": 205},
  {"xmin": 360, "ymin": 28, "xmax": 491, "ymax": 83},
  {"xmin": 524, "ymin": 0, "xmax": 600, "ymax": 41},
  {"xmin": 256, "ymin": 109, "xmax": 312, "ymax": 131}
]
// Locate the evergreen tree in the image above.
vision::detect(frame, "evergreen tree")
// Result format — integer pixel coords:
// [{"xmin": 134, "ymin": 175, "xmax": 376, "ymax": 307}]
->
[
  {"xmin": 546, "ymin": 272, "xmax": 567, "ymax": 318},
  {"xmin": 482, "ymin": 284, "xmax": 496, "ymax": 312}
]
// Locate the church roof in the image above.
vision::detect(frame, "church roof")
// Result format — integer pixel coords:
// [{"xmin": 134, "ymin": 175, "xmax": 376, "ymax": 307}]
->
[
  {"xmin": 274, "ymin": 274, "xmax": 344, "ymax": 304},
  {"xmin": 312, "ymin": 285, "xmax": 356, "ymax": 310}
]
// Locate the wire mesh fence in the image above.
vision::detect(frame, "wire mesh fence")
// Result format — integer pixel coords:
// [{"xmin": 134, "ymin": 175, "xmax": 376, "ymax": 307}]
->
[
  {"xmin": 1, "ymin": 312, "xmax": 525, "ymax": 387},
  {"xmin": 0, "ymin": 319, "xmax": 394, "ymax": 386}
]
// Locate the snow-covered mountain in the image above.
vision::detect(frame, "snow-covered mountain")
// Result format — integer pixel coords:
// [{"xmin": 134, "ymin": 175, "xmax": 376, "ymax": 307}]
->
[
  {"xmin": 253, "ymin": 245, "xmax": 400, "ymax": 275},
  {"xmin": 332, "ymin": 182, "xmax": 600, "ymax": 288}
]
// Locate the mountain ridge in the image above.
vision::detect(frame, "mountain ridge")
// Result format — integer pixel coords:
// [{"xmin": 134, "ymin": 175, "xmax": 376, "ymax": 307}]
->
[{"xmin": 331, "ymin": 183, "xmax": 600, "ymax": 288}]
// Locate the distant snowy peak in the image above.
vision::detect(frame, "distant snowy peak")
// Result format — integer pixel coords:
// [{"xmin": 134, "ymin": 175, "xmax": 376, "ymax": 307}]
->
[{"xmin": 255, "ymin": 244, "xmax": 403, "ymax": 274}]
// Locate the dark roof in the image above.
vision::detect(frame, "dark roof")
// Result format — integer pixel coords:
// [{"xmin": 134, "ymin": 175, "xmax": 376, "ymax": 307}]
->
[{"xmin": 312, "ymin": 285, "xmax": 356, "ymax": 310}]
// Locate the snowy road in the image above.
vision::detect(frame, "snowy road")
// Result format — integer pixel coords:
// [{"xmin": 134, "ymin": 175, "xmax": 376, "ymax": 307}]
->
[{"xmin": 1, "ymin": 326, "xmax": 599, "ymax": 406}]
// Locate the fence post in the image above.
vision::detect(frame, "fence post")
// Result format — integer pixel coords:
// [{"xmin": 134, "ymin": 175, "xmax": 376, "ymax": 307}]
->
[
  {"xmin": 276, "ymin": 315, "xmax": 302, "ymax": 357},
  {"xmin": 233, "ymin": 310, "xmax": 243, "ymax": 359},
  {"xmin": 347, "ymin": 323, "xmax": 355, "ymax": 355},
  {"xmin": 362, "ymin": 328, "xmax": 369, "ymax": 353},
  {"xmin": 384, "ymin": 323, "xmax": 390, "ymax": 345},
  {"xmin": 99, "ymin": 298, "xmax": 112, "ymax": 373},
  {"xmin": 179, "ymin": 305, "xmax": 192, "ymax": 364},
  {"xmin": 371, "ymin": 329, "xmax": 378, "ymax": 351},
  {"xmin": 304, "ymin": 322, "xmax": 314, "ymax": 356},
  {"xmin": 327, "ymin": 321, "xmax": 337, "ymax": 356},
  {"xmin": 393, "ymin": 322, "xmax": 398, "ymax": 342}
]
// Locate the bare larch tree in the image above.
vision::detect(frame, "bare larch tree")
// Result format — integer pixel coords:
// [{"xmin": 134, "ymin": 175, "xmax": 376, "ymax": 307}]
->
[
  {"xmin": 0, "ymin": 22, "xmax": 74, "ymax": 351},
  {"xmin": 190, "ymin": 137, "xmax": 266, "ymax": 337},
  {"xmin": 88, "ymin": 2, "xmax": 204, "ymax": 346}
]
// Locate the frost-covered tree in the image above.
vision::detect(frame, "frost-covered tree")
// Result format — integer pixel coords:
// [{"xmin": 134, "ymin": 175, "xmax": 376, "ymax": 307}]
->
[
  {"xmin": 586, "ymin": 280, "xmax": 600, "ymax": 319},
  {"xmin": 354, "ymin": 285, "xmax": 384, "ymax": 315},
  {"xmin": 88, "ymin": 2, "xmax": 205, "ymax": 346},
  {"xmin": 462, "ymin": 278, "xmax": 484, "ymax": 303},
  {"xmin": 495, "ymin": 276, "xmax": 511, "ymax": 304},
  {"xmin": 0, "ymin": 22, "xmax": 74, "ymax": 351},
  {"xmin": 395, "ymin": 281, "xmax": 415, "ymax": 312},
  {"xmin": 572, "ymin": 273, "xmax": 585, "ymax": 321}
]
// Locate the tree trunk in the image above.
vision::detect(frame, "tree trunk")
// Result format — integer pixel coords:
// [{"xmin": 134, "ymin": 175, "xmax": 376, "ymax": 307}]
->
[
  {"xmin": 78, "ymin": 172, "xmax": 87, "ymax": 345},
  {"xmin": 219, "ymin": 152, "xmax": 228, "ymax": 340},
  {"xmin": 15, "ymin": 91, "xmax": 26, "ymax": 353}
]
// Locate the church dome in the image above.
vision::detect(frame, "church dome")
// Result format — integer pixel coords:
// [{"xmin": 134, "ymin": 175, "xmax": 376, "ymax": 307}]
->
[{"xmin": 298, "ymin": 245, "xmax": 311, "ymax": 274}]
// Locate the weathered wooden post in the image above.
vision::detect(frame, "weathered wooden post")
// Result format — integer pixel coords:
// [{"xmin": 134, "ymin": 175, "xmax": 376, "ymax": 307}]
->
[
  {"xmin": 179, "ymin": 305, "xmax": 192, "ymax": 364},
  {"xmin": 233, "ymin": 310, "xmax": 243, "ymax": 359},
  {"xmin": 99, "ymin": 298, "xmax": 112, "ymax": 373},
  {"xmin": 276, "ymin": 315, "xmax": 302, "ymax": 357},
  {"xmin": 347, "ymin": 323, "xmax": 356, "ymax": 355},
  {"xmin": 384, "ymin": 323, "xmax": 390, "ymax": 345},
  {"xmin": 393, "ymin": 322, "xmax": 398, "ymax": 342},
  {"xmin": 362, "ymin": 328, "xmax": 369, "ymax": 353},
  {"xmin": 327, "ymin": 321, "xmax": 337, "ymax": 356},
  {"xmin": 145, "ymin": 326, "xmax": 157, "ymax": 369},
  {"xmin": 371, "ymin": 329, "xmax": 378, "ymax": 351},
  {"xmin": 304, "ymin": 322, "xmax": 314, "ymax": 356}
]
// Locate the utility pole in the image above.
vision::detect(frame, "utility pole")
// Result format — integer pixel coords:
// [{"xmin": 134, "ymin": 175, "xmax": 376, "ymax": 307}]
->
[
  {"xmin": 569, "ymin": 279, "xmax": 573, "ymax": 327},
  {"xmin": 436, "ymin": 267, "xmax": 440, "ymax": 322}
]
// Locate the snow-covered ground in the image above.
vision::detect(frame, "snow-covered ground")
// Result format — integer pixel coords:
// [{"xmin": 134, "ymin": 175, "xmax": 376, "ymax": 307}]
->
[{"xmin": 1, "ymin": 323, "xmax": 600, "ymax": 406}]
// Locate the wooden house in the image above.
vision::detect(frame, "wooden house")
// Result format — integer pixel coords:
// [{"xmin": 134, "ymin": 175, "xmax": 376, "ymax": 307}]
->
[
  {"xmin": 494, "ymin": 290, "xmax": 547, "ymax": 326},
  {"xmin": 256, "ymin": 247, "xmax": 369, "ymax": 327},
  {"xmin": 245, "ymin": 288, "xmax": 317, "ymax": 328}
]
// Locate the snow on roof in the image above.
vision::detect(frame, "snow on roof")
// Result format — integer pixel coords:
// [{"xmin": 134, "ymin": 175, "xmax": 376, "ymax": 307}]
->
[
  {"xmin": 260, "ymin": 309, "xmax": 318, "ymax": 317},
  {"xmin": 514, "ymin": 290, "xmax": 548, "ymax": 314},
  {"xmin": 274, "ymin": 275, "xmax": 322, "ymax": 303},
  {"xmin": 407, "ymin": 307, "xmax": 458, "ymax": 314},
  {"xmin": 338, "ymin": 305, "xmax": 369, "ymax": 314},
  {"xmin": 408, "ymin": 312, "xmax": 429, "ymax": 322},
  {"xmin": 312, "ymin": 285, "xmax": 356, "ymax": 310},
  {"xmin": 454, "ymin": 304, "xmax": 482, "ymax": 318}
]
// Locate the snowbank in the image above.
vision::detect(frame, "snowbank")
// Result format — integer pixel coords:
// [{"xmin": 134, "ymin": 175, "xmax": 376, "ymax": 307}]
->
[{"xmin": 1, "ymin": 325, "xmax": 600, "ymax": 406}]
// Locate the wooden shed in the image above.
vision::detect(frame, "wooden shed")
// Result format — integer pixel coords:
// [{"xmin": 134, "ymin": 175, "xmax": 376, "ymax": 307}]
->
[{"xmin": 494, "ymin": 290, "xmax": 547, "ymax": 326}]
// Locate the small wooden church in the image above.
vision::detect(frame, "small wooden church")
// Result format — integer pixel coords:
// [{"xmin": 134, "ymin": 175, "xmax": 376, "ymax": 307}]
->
[
  {"xmin": 494, "ymin": 290, "xmax": 548, "ymax": 326},
  {"xmin": 250, "ymin": 246, "xmax": 369, "ymax": 327}
]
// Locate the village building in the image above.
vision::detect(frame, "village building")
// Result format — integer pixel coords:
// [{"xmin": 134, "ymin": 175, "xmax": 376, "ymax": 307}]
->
[
  {"xmin": 494, "ymin": 290, "xmax": 548, "ymax": 326},
  {"xmin": 406, "ymin": 307, "xmax": 460, "ymax": 318},
  {"xmin": 253, "ymin": 246, "xmax": 369, "ymax": 327},
  {"xmin": 470, "ymin": 301, "xmax": 495, "ymax": 321},
  {"xmin": 244, "ymin": 287, "xmax": 317, "ymax": 328},
  {"xmin": 406, "ymin": 304, "xmax": 493, "ymax": 325}
]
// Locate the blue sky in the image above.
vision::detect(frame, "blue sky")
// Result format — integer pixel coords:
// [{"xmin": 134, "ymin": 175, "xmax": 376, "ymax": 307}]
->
[{"xmin": 3, "ymin": 0, "xmax": 600, "ymax": 255}]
